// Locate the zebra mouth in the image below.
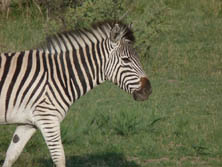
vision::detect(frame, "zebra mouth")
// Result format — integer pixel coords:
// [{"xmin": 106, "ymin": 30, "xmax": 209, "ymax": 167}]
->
[
  {"xmin": 132, "ymin": 77, "xmax": 152, "ymax": 101},
  {"xmin": 133, "ymin": 88, "xmax": 152, "ymax": 101}
]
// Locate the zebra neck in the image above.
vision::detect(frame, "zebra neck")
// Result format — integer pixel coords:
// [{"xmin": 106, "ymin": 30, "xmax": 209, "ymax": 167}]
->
[
  {"xmin": 48, "ymin": 46, "xmax": 107, "ymax": 104},
  {"xmin": 69, "ymin": 46, "xmax": 106, "ymax": 100}
]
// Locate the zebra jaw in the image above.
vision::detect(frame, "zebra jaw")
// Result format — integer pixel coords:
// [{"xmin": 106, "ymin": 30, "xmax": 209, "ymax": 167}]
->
[{"xmin": 133, "ymin": 77, "xmax": 152, "ymax": 101}]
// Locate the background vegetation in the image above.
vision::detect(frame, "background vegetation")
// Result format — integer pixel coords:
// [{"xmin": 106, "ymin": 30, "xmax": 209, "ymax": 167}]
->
[{"xmin": 0, "ymin": 0, "xmax": 222, "ymax": 166}]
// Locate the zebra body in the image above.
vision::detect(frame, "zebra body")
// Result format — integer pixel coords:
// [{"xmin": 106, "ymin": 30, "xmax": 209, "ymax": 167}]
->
[{"xmin": 0, "ymin": 21, "xmax": 152, "ymax": 167}]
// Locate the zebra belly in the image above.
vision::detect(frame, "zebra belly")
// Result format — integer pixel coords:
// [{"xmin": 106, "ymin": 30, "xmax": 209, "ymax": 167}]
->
[
  {"xmin": 0, "ymin": 82, "xmax": 47, "ymax": 124},
  {"xmin": 0, "ymin": 96, "xmax": 36, "ymax": 125},
  {"xmin": 1, "ymin": 108, "xmax": 34, "ymax": 125}
]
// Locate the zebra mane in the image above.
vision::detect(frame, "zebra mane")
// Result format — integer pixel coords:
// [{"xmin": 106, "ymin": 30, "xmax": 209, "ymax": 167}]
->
[{"xmin": 38, "ymin": 20, "xmax": 135, "ymax": 53}]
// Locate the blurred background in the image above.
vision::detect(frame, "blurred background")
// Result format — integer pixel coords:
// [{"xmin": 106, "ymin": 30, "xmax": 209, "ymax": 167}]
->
[{"xmin": 0, "ymin": 0, "xmax": 222, "ymax": 167}]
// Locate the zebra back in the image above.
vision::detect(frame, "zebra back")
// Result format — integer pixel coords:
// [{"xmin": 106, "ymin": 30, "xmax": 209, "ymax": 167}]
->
[{"xmin": 38, "ymin": 21, "xmax": 135, "ymax": 54}]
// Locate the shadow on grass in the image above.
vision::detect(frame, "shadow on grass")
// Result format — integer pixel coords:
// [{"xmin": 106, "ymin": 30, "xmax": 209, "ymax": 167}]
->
[{"xmin": 40, "ymin": 152, "xmax": 140, "ymax": 167}]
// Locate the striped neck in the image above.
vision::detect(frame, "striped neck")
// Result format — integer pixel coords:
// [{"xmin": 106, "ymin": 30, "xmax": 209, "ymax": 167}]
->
[{"xmin": 44, "ymin": 29, "xmax": 111, "ymax": 105}]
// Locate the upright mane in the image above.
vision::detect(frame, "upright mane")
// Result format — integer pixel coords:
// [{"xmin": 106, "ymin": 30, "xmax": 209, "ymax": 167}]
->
[{"xmin": 38, "ymin": 20, "xmax": 135, "ymax": 53}]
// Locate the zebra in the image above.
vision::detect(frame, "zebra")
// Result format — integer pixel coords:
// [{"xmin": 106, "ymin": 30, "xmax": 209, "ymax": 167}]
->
[{"xmin": 0, "ymin": 20, "xmax": 152, "ymax": 167}]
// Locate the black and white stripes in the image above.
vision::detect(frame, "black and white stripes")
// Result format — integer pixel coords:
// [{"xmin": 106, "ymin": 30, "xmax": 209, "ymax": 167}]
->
[{"xmin": 1, "ymin": 20, "xmax": 152, "ymax": 167}]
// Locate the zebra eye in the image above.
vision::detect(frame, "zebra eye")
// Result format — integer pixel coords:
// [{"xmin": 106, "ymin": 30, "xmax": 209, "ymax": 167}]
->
[{"xmin": 122, "ymin": 57, "xmax": 130, "ymax": 63}]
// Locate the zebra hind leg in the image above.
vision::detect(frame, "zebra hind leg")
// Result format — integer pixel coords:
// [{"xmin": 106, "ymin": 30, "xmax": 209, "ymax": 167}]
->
[
  {"xmin": 2, "ymin": 125, "xmax": 37, "ymax": 167},
  {"xmin": 36, "ymin": 118, "xmax": 65, "ymax": 167}
]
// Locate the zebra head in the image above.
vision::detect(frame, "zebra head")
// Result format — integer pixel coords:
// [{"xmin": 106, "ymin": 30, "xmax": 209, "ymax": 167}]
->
[{"xmin": 105, "ymin": 23, "xmax": 152, "ymax": 101}]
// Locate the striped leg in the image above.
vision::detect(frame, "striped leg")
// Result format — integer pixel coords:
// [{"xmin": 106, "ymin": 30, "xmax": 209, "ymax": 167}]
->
[
  {"xmin": 36, "ymin": 118, "xmax": 65, "ymax": 167},
  {"xmin": 3, "ymin": 125, "xmax": 37, "ymax": 167}
]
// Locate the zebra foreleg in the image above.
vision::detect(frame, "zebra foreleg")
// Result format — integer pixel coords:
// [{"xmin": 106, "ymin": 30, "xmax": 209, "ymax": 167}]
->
[
  {"xmin": 36, "ymin": 119, "xmax": 65, "ymax": 167},
  {"xmin": 3, "ymin": 125, "xmax": 37, "ymax": 167}
]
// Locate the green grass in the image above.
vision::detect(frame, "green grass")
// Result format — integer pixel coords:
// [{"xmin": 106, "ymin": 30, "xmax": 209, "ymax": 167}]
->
[{"xmin": 0, "ymin": 0, "xmax": 222, "ymax": 166}]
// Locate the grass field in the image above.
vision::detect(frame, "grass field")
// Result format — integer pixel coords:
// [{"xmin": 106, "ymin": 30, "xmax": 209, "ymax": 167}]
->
[{"xmin": 0, "ymin": 0, "xmax": 222, "ymax": 166}]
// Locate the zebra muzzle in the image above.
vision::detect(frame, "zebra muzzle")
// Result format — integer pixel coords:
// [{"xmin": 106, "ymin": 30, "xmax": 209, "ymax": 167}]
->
[{"xmin": 133, "ymin": 77, "xmax": 152, "ymax": 101}]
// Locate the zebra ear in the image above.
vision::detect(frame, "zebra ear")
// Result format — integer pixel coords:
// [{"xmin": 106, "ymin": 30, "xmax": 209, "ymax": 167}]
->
[{"xmin": 110, "ymin": 23, "xmax": 122, "ymax": 43}]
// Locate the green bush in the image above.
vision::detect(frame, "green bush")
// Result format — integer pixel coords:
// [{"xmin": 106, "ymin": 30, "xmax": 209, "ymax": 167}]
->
[{"xmin": 1, "ymin": 0, "xmax": 170, "ymax": 58}]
